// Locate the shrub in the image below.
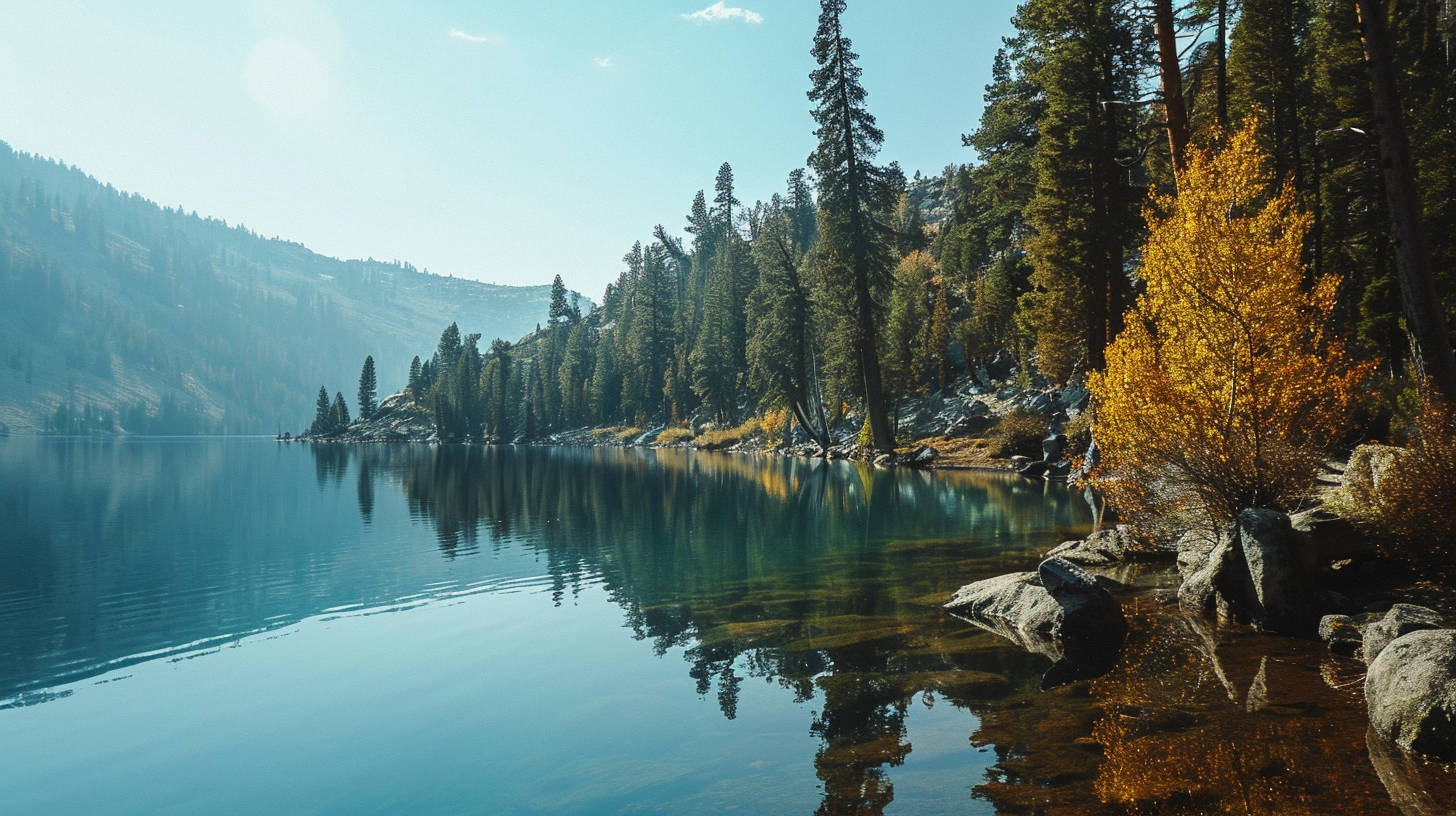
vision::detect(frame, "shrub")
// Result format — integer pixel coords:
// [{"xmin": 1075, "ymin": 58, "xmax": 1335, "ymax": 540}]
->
[
  {"xmin": 987, "ymin": 408, "xmax": 1049, "ymax": 459},
  {"xmin": 1338, "ymin": 395, "xmax": 1456, "ymax": 577},
  {"xmin": 761, "ymin": 407, "xmax": 790, "ymax": 443},
  {"xmin": 1087, "ymin": 120, "xmax": 1373, "ymax": 529}
]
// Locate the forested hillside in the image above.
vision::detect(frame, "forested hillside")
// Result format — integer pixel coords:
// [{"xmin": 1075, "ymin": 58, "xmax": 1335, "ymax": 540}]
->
[
  {"xmin": 0, "ymin": 143, "xmax": 576, "ymax": 434},
  {"xmin": 382, "ymin": 0, "xmax": 1455, "ymax": 455}
]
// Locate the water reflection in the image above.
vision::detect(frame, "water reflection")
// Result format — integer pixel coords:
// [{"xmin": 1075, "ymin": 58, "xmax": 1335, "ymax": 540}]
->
[
  {"xmin": 341, "ymin": 443, "xmax": 1091, "ymax": 814},
  {"xmin": 6, "ymin": 438, "xmax": 1449, "ymax": 814},
  {"xmin": 346, "ymin": 444, "xmax": 1456, "ymax": 815}
]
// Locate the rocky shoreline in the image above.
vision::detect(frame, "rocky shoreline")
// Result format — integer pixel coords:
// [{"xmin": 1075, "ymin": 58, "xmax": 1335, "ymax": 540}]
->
[
  {"xmin": 287, "ymin": 368, "xmax": 1092, "ymax": 477},
  {"xmin": 946, "ymin": 457, "xmax": 1456, "ymax": 774}
]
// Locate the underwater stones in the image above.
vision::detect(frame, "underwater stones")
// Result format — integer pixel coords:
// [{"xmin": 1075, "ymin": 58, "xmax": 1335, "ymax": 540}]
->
[{"xmin": 1366, "ymin": 629, "xmax": 1456, "ymax": 761}]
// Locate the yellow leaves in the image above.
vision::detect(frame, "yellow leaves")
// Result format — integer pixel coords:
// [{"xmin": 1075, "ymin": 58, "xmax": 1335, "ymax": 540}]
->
[{"xmin": 1089, "ymin": 119, "xmax": 1375, "ymax": 525}]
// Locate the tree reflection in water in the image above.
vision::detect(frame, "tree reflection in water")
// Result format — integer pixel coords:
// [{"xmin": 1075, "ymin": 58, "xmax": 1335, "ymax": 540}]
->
[{"xmin": 314, "ymin": 443, "xmax": 1455, "ymax": 815}]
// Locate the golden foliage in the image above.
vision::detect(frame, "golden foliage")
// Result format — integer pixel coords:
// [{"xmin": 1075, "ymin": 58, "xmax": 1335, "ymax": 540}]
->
[
  {"xmin": 655, "ymin": 426, "xmax": 696, "ymax": 446},
  {"xmin": 1088, "ymin": 120, "xmax": 1374, "ymax": 526},
  {"xmin": 760, "ymin": 406, "xmax": 791, "ymax": 442}
]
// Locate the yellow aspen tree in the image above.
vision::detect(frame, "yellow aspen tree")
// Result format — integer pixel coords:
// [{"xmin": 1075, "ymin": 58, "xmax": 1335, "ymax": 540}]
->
[{"xmin": 1088, "ymin": 119, "xmax": 1374, "ymax": 526}]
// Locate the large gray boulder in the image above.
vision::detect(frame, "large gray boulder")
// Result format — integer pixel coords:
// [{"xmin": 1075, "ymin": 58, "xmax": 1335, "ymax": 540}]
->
[
  {"xmin": 1364, "ymin": 605, "xmax": 1446, "ymax": 663},
  {"xmin": 1366, "ymin": 629, "xmax": 1456, "ymax": 761},
  {"xmin": 1176, "ymin": 509, "xmax": 1318, "ymax": 635},
  {"xmin": 1238, "ymin": 509, "xmax": 1318, "ymax": 635},
  {"xmin": 945, "ymin": 571, "xmax": 1062, "ymax": 641},
  {"xmin": 946, "ymin": 556, "xmax": 1126, "ymax": 689}
]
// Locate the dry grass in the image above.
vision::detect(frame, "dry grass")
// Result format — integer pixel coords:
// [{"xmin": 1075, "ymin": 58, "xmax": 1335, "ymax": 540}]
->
[
  {"xmin": 1337, "ymin": 395, "xmax": 1456, "ymax": 577},
  {"xmin": 900, "ymin": 436, "xmax": 1007, "ymax": 469},
  {"xmin": 589, "ymin": 426, "xmax": 644, "ymax": 443},
  {"xmin": 656, "ymin": 426, "xmax": 695, "ymax": 446},
  {"xmin": 695, "ymin": 418, "xmax": 762, "ymax": 450}
]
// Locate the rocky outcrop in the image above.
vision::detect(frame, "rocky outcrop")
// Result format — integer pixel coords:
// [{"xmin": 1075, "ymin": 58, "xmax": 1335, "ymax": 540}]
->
[
  {"xmin": 1363, "ymin": 604, "xmax": 1446, "ymax": 663},
  {"xmin": 1366, "ymin": 629, "xmax": 1456, "ymax": 761},
  {"xmin": 1318, "ymin": 614, "xmax": 1364, "ymax": 657},
  {"xmin": 946, "ymin": 556, "xmax": 1126, "ymax": 689},
  {"xmin": 1045, "ymin": 526, "xmax": 1147, "ymax": 568}
]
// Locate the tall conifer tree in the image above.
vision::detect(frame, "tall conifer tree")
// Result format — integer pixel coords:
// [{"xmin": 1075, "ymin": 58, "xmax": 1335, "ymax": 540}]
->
[
  {"xmin": 807, "ymin": 0, "xmax": 896, "ymax": 451},
  {"xmin": 357, "ymin": 355, "xmax": 377, "ymax": 420}
]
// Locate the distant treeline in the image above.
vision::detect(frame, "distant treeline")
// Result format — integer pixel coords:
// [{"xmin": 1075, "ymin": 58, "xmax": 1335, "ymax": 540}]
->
[{"xmin": 334, "ymin": 0, "xmax": 1455, "ymax": 449}]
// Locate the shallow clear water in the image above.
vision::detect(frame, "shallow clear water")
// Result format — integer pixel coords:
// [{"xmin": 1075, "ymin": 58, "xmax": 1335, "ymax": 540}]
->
[{"xmin": 2, "ymin": 438, "xmax": 1449, "ymax": 815}]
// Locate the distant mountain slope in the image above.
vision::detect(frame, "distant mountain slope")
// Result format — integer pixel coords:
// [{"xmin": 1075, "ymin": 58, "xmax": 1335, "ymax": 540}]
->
[{"xmin": 0, "ymin": 143, "xmax": 579, "ymax": 434}]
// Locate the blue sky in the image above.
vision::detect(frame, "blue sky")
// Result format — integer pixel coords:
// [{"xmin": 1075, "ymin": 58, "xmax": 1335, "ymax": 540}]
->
[{"xmin": 0, "ymin": 0, "xmax": 1020, "ymax": 299}]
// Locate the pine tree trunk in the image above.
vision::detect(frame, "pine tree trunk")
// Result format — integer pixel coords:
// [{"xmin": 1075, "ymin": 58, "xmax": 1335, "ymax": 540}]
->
[
  {"xmin": 1153, "ymin": 0, "xmax": 1190, "ymax": 174},
  {"xmin": 1217, "ymin": 0, "xmax": 1228, "ymax": 128},
  {"xmin": 1355, "ymin": 0, "xmax": 1456, "ymax": 401}
]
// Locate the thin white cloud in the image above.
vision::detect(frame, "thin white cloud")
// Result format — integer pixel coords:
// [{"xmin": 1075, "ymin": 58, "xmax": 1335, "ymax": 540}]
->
[
  {"xmin": 449, "ymin": 28, "xmax": 505, "ymax": 45},
  {"xmin": 681, "ymin": 2, "xmax": 763, "ymax": 24},
  {"xmin": 594, "ymin": 56, "xmax": 614, "ymax": 68}
]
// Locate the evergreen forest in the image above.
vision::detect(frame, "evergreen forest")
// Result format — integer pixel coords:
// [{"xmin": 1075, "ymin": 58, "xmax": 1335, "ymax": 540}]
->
[{"xmin": 385, "ymin": 0, "xmax": 1456, "ymax": 466}]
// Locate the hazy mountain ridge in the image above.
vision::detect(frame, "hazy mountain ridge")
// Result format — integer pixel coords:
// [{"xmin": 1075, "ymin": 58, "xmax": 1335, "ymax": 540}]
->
[{"xmin": 0, "ymin": 142, "xmax": 577, "ymax": 434}]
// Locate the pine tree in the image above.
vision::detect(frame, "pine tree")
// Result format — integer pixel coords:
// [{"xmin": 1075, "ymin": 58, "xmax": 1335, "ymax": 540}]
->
[
  {"xmin": 407, "ymin": 355, "xmax": 423, "ymax": 399},
  {"xmin": 883, "ymin": 251, "xmax": 935, "ymax": 417},
  {"xmin": 1016, "ymin": 0, "xmax": 1145, "ymax": 381},
  {"xmin": 312, "ymin": 385, "xmax": 331, "ymax": 435},
  {"xmin": 807, "ymin": 0, "xmax": 897, "ymax": 451},
  {"xmin": 690, "ymin": 163, "xmax": 754, "ymax": 422},
  {"xmin": 747, "ymin": 187, "xmax": 830, "ymax": 449},
  {"xmin": 483, "ymin": 339, "xmax": 514, "ymax": 439},
  {"xmin": 549, "ymin": 274, "xmax": 570, "ymax": 324},
  {"xmin": 357, "ymin": 355, "xmax": 377, "ymax": 420},
  {"xmin": 1228, "ymin": 0, "xmax": 1312, "ymax": 192},
  {"xmin": 434, "ymin": 322, "xmax": 463, "ymax": 374},
  {"xmin": 330, "ymin": 391, "xmax": 350, "ymax": 432}
]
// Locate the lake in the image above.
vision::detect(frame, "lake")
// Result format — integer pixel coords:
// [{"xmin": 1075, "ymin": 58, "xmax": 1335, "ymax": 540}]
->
[{"xmin": 0, "ymin": 438, "xmax": 1447, "ymax": 814}]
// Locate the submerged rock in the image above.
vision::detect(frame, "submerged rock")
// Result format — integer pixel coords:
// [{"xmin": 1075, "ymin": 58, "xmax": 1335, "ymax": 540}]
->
[{"xmin": 1366, "ymin": 629, "xmax": 1456, "ymax": 761}]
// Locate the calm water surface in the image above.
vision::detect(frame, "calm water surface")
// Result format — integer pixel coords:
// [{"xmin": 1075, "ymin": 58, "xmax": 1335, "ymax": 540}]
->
[{"xmin": 0, "ymin": 438, "xmax": 1449, "ymax": 814}]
